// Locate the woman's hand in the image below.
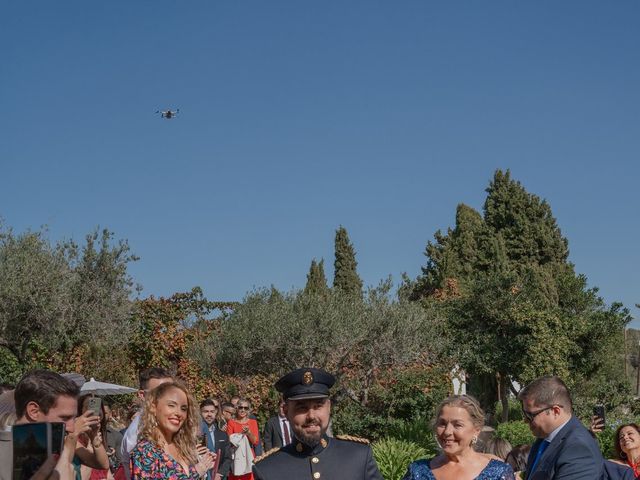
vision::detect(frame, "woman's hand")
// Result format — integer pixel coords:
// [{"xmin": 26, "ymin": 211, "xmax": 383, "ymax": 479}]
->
[
  {"xmin": 195, "ymin": 451, "xmax": 217, "ymax": 476},
  {"xmin": 70, "ymin": 410, "xmax": 101, "ymax": 441}
]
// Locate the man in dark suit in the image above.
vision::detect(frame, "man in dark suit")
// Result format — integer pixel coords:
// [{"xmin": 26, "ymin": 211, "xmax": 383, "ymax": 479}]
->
[
  {"xmin": 200, "ymin": 398, "xmax": 232, "ymax": 480},
  {"xmin": 253, "ymin": 367, "xmax": 383, "ymax": 480},
  {"xmin": 519, "ymin": 376, "xmax": 603, "ymax": 480},
  {"xmin": 262, "ymin": 400, "xmax": 293, "ymax": 451}
]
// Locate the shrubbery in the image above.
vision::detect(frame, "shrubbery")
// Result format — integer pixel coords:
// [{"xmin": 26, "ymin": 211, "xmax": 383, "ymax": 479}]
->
[
  {"xmin": 495, "ymin": 421, "xmax": 535, "ymax": 447},
  {"xmin": 372, "ymin": 438, "xmax": 427, "ymax": 480}
]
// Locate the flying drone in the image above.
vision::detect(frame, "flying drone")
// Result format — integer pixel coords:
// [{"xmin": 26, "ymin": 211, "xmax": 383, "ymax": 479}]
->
[{"xmin": 156, "ymin": 109, "xmax": 179, "ymax": 119}]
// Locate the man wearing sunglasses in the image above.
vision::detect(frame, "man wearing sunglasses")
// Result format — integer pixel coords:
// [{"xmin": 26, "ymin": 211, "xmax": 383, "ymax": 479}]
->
[{"xmin": 518, "ymin": 376, "xmax": 602, "ymax": 480}]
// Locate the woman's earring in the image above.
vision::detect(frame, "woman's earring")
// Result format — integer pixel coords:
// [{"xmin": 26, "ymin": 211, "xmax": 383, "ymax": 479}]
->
[{"xmin": 471, "ymin": 435, "xmax": 478, "ymax": 446}]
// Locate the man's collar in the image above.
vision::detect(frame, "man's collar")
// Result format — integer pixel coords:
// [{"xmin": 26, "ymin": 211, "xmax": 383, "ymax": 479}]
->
[{"xmin": 545, "ymin": 416, "xmax": 572, "ymax": 443}]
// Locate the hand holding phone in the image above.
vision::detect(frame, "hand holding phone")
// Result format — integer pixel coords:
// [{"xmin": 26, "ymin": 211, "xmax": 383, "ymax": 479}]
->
[
  {"xmin": 593, "ymin": 405, "xmax": 606, "ymax": 426},
  {"xmin": 86, "ymin": 397, "xmax": 102, "ymax": 417}
]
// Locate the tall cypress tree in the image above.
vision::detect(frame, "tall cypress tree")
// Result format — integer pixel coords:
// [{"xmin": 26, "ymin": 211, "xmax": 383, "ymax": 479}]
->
[
  {"xmin": 333, "ymin": 226, "xmax": 363, "ymax": 296},
  {"xmin": 304, "ymin": 259, "xmax": 329, "ymax": 297}
]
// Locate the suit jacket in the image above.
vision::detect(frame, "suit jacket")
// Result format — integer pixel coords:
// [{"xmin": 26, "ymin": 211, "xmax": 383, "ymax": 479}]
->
[
  {"xmin": 253, "ymin": 434, "xmax": 383, "ymax": 480},
  {"xmin": 201, "ymin": 421, "xmax": 232, "ymax": 479},
  {"xmin": 262, "ymin": 416, "xmax": 290, "ymax": 451},
  {"xmin": 525, "ymin": 416, "xmax": 603, "ymax": 480}
]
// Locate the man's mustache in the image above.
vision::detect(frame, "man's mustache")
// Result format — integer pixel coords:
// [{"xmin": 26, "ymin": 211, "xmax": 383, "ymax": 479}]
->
[{"xmin": 302, "ymin": 420, "xmax": 321, "ymax": 428}]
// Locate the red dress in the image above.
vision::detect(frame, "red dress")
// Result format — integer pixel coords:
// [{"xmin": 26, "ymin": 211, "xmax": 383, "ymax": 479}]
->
[{"xmin": 227, "ymin": 418, "xmax": 259, "ymax": 480}]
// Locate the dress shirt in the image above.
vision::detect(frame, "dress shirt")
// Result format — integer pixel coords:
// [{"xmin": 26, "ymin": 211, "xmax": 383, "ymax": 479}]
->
[{"xmin": 278, "ymin": 416, "xmax": 291, "ymax": 445}]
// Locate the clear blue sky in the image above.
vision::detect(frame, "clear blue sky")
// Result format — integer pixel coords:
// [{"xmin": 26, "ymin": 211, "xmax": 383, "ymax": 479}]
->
[{"xmin": 2, "ymin": 2, "xmax": 639, "ymax": 325}]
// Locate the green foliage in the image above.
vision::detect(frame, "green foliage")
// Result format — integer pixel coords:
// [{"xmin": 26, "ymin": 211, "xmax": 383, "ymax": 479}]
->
[
  {"xmin": 494, "ymin": 398, "xmax": 523, "ymax": 423},
  {"xmin": 0, "ymin": 224, "xmax": 138, "ymax": 380},
  {"xmin": 410, "ymin": 170, "xmax": 631, "ymax": 415},
  {"xmin": 333, "ymin": 226, "xmax": 363, "ymax": 296},
  {"xmin": 495, "ymin": 421, "xmax": 535, "ymax": 447},
  {"xmin": 387, "ymin": 418, "xmax": 439, "ymax": 456},
  {"xmin": 303, "ymin": 258, "xmax": 329, "ymax": 297},
  {"xmin": 372, "ymin": 438, "xmax": 427, "ymax": 480}
]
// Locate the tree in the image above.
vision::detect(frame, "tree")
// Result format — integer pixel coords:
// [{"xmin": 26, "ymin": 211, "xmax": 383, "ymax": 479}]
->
[
  {"xmin": 412, "ymin": 170, "xmax": 630, "ymax": 420},
  {"xmin": 333, "ymin": 226, "xmax": 363, "ymax": 296},
  {"xmin": 304, "ymin": 259, "xmax": 329, "ymax": 297},
  {"xmin": 0, "ymin": 223, "xmax": 139, "ymax": 382}
]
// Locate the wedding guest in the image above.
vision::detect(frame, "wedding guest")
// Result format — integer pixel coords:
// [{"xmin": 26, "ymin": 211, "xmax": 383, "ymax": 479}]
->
[{"xmin": 226, "ymin": 399, "xmax": 259, "ymax": 480}]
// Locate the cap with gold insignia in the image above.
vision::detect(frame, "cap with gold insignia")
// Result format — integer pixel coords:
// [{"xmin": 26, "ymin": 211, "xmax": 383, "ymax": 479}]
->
[{"xmin": 275, "ymin": 367, "xmax": 336, "ymax": 401}]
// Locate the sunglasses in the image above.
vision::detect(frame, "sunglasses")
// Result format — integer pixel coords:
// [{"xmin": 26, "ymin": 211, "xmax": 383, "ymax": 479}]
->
[
  {"xmin": 237, "ymin": 406, "xmax": 250, "ymax": 410},
  {"xmin": 522, "ymin": 405, "xmax": 561, "ymax": 422}
]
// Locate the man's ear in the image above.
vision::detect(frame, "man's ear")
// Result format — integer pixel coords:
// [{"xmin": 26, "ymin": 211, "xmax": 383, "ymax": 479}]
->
[
  {"xmin": 137, "ymin": 389, "xmax": 145, "ymax": 400},
  {"xmin": 24, "ymin": 401, "xmax": 43, "ymax": 422},
  {"xmin": 283, "ymin": 401, "xmax": 289, "ymax": 418}
]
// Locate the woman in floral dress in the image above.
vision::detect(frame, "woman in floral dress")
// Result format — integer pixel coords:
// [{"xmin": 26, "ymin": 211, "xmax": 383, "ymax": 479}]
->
[{"xmin": 130, "ymin": 382, "xmax": 215, "ymax": 479}]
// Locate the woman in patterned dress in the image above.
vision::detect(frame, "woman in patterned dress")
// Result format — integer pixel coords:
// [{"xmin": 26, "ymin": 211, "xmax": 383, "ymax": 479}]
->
[
  {"xmin": 130, "ymin": 382, "xmax": 216, "ymax": 479},
  {"xmin": 403, "ymin": 395, "xmax": 515, "ymax": 480}
]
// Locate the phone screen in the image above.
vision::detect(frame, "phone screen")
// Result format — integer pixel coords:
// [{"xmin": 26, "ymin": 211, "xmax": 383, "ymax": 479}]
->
[
  {"xmin": 50, "ymin": 422, "xmax": 65, "ymax": 455},
  {"xmin": 593, "ymin": 405, "xmax": 606, "ymax": 424},
  {"xmin": 12, "ymin": 423, "xmax": 49, "ymax": 480}
]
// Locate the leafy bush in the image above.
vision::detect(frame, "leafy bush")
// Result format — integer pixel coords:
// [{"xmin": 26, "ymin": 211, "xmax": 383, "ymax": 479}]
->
[
  {"xmin": 387, "ymin": 418, "xmax": 439, "ymax": 457},
  {"xmin": 494, "ymin": 398, "xmax": 523, "ymax": 422},
  {"xmin": 372, "ymin": 438, "xmax": 427, "ymax": 480},
  {"xmin": 495, "ymin": 421, "xmax": 535, "ymax": 447},
  {"xmin": 331, "ymin": 364, "xmax": 452, "ymax": 442}
]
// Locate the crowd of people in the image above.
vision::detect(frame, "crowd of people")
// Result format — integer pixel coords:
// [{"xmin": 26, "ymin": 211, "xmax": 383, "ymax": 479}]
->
[{"xmin": 0, "ymin": 368, "xmax": 638, "ymax": 480}]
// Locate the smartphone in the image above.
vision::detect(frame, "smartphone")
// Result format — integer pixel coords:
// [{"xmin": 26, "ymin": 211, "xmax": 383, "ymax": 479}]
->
[
  {"xmin": 593, "ymin": 404, "xmax": 606, "ymax": 425},
  {"xmin": 197, "ymin": 433, "xmax": 208, "ymax": 448},
  {"xmin": 12, "ymin": 422, "xmax": 65, "ymax": 479},
  {"xmin": 87, "ymin": 397, "xmax": 102, "ymax": 417}
]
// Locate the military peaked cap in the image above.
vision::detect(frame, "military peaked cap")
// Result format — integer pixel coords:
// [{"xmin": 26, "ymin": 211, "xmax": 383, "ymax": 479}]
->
[{"xmin": 275, "ymin": 367, "xmax": 335, "ymax": 400}]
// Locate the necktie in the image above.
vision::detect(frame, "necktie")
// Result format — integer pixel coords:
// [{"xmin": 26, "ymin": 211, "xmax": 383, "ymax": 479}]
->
[
  {"xmin": 530, "ymin": 440, "xmax": 550, "ymax": 473},
  {"xmin": 282, "ymin": 419, "xmax": 291, "ymax": 444}
]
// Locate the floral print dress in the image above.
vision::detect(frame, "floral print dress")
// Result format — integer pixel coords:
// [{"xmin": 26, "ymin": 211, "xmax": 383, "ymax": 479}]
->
[{"xmin": 130, "ymin": 440, "xmax": 199, "ymax": 480}]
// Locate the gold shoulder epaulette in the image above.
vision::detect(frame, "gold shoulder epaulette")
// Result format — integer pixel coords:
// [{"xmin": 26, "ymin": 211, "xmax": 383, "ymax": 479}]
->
[
  {"xmin": 335, "ymin": 434, "xmax": 370, "ymax": 445},
  {"xmin": 254, "ymin": 447, "xmax": 281, "ymax": 463}
]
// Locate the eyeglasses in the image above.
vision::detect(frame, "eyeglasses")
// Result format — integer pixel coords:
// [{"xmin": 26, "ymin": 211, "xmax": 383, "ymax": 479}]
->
[
  {"xmin": 237, "ymin": 406, "xmax": 250, "ymax": 411},
  {"xmin": 522, "ymin": 405, "xmax": 562, "ymax": 422}
]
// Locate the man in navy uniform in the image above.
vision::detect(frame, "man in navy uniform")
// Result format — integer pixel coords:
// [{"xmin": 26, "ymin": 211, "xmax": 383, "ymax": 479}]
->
[{"xmin": 253, "ymin": 367, "xmax": 383, "ymax": 480}]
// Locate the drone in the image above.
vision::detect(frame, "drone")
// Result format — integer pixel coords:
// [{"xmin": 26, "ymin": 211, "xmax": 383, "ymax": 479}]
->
[{"xmin": 156, "ymin": 109, "xmax": 179, "ymax": 119}]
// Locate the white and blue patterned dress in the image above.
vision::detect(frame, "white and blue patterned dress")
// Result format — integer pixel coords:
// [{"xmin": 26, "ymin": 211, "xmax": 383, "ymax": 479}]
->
[{"xmin": 403, "ymin": 458, "xmax": 515, "ymax": 480}]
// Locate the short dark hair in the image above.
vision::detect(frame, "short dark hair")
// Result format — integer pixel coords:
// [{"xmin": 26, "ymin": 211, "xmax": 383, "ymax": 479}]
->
[
  {"xmin": 518, "ymin": 376, "xmax": 572, "ymax": 411},
  {"xmin": 15, "ymin": 370, "xmax": 80, "ymax": 418},
  {"xmin": 200, "ymin": 398, "xmax": 217, "ymax": 409},
  {"xmin": 221, "ymin": 402, "xmax": 235, "ymax": 412},
  {"xmin": 138, "ymin": 367, "xmax": 172, "ymax": 390}
]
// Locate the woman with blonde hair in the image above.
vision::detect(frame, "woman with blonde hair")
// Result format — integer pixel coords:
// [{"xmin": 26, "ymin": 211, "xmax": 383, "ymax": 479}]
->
[
  {"xmin": 403, "ymin": 395, "xmax": 515, "ymax": 480},
  {"xmin": 130, "ymin": 381, "xmax": 215, "ymax": 479}
]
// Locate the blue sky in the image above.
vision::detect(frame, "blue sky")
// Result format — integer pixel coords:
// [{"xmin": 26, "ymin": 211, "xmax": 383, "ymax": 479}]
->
[{"xmin": 2, "ymin": 1, "xmax": 639, "ymax": 325}]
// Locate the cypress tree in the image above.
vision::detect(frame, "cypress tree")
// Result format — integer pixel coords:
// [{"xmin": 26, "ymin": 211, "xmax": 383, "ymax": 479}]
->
[
  {"xmin": 304, "ymin": 259, "xmax": 329, "ymax": 297},
  {"xmin": 333, "ymin": 226, "xmax": 363, "ymax": 296}
]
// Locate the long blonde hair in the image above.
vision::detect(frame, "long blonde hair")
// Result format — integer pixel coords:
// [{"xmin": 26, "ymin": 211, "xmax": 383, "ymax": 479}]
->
[{"xmin": 139, "ymin": 381, "xmax": 199, "ymax": 465}]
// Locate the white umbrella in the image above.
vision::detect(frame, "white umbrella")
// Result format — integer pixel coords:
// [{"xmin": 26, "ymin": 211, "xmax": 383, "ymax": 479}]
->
[{"xmin": 80, "ymin": 378, "xmax": 137, "ymax": 396}]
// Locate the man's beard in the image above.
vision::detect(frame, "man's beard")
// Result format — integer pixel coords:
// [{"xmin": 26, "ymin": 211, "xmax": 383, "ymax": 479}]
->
[{"xmin": 293, "ymin": 421, "xmax": 325, "ymax": 447}]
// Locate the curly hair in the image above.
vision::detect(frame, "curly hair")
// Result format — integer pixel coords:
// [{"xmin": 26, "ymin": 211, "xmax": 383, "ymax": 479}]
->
[
  {"xmin": 434, "ymin": 395, "xmax": 485, "ymax": 430},
  {"xmin": 138, "ymin": 382, "xmax": 199, "ymax": 465},
  {"xmin": 614, "ymin": 423, "xmax": 640, "ymax": 460}
]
